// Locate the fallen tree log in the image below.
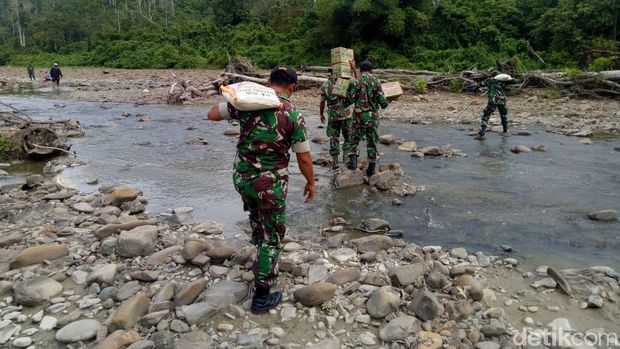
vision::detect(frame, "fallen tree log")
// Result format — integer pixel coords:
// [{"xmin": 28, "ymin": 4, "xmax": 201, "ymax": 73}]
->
[
  {"xmin": 520, "ymin": 70, "xmax": 620, "ymax": 97},
  {"xmin": 300, "ymin": 65, "xmax": 439, "ymax": 76},
  {"xmin": 222, "ymin": 72, "xmax": 327, "ymax": 89}
]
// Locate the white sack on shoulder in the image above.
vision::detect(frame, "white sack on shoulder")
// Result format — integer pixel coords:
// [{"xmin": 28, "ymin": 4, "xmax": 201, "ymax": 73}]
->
[{"xmin": 220, "ymin": 82, "xmax": 282, "ymax": 111}]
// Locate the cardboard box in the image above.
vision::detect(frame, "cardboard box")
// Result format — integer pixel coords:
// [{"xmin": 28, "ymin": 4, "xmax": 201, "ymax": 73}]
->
[
  {"xmin": 382, "ymin": 82, "xmax": 404, "ymax": 99},
  {"xmin": 332, "ymin": 62, "xmax": 352, "ymax": 78},
  {"xmin": 333, "ymin": 78, "xmax": 351, "ymax": 97},
  {"xmin": 331, "ymin": 47, "xmax": 354, "ymax": 64}
]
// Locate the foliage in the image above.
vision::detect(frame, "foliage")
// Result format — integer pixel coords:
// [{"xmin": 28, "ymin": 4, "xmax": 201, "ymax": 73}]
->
[
  {"xmin": 0, "ymin": 0, "xmax": 618, "ymax": 71},
  {"xmin": 0, "ymin": 136, "xmax": 12, "ymax": 152},
  {"xmin": 563, "ymin": 68, "xmax": 583, "ymax": 78},
  {"xmin": 449, "ymin": 79, "xmax": 463, "ymax": 93},
  {"xmin": 416, "ymin": 78, "xmax": 427, "ymax": 94},
  {"xmin": 589, "ymin": 57, "xmax": 618, "ymax": 72}
]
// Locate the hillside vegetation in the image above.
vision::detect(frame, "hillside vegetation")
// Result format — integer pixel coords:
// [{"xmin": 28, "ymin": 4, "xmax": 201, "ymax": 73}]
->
[{"xmin": 0, "ymin": 0, "xmax": 618, "ymax": 72}]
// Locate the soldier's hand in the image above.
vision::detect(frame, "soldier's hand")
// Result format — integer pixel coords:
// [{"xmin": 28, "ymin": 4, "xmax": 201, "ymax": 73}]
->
[
  {"xmin": 304, "ymin": 182, "xmax": 316, "ymax": 203},
  {"xmin": 320, "ymin": 114, "xmax": 326, "ymax": 124}
]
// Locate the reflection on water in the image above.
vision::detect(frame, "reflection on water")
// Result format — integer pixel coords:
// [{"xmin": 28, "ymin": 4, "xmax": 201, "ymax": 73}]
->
[{"xmin": 1, "ymin": 95, "xmax": 619, "ymax": 270}]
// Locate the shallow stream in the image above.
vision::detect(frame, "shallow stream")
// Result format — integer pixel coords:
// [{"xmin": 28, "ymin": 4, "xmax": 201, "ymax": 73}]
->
[{"xmin": 1, "ymin": 95, "xmax": 619, "ymax": 270}]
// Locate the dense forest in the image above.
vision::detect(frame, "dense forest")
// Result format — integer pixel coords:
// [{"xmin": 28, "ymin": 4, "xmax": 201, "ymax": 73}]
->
[{"xmin": 0, "ymin": 0, "xmax": 618, "ymax": 72}]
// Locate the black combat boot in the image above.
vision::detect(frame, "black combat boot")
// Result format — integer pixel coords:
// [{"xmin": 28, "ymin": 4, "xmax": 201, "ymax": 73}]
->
[
  {"xmin": 502, "ymin": 122, "xmax": 509, "ymax": 134},
  {"xmin": 366, "ymin": 162, "xmax": 376, "ymax": 177},
  {"xmin": 347, "ymin": 155, "xmax": 358, "ymax": 170},
  {"xmin": 251, "ymin": 286, "xmax": 282, "ymax": 314},
  {"xmin": 474, "ymin": 125, "xmax": 487, "ymax": 140}
]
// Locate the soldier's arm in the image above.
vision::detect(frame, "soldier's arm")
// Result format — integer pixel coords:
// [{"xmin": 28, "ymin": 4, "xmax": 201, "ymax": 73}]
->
[
  {"xmin": 207, "ymin": 102, "xmax": 237, "ymax": 121},
  {"xmin": 296, "ymin": 152, "xmax": 315, "ymax": 203},
  {"xmin": 319, "ymin": 85, "xmax": 327, "ymax": 123},
  {"xmin": 349, "ymin": 60, "xmax": 359, "ymax": 80},
  {"xmin": 291, "ymin": 111, "xmax": 315, "ymax": 202},
  {"xmin": 377, "ymin": 82, "xmax": 389, "ymax": 109}
]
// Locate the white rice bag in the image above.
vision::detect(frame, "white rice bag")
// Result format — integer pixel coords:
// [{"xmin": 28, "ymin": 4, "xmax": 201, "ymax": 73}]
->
[
  {"xmin": 220, "ymin": 82, "xmax": 282, "ymax": 111},
  {"xmin": 493, "ymin": 73, "xmax": 512, "ymax": 82}
]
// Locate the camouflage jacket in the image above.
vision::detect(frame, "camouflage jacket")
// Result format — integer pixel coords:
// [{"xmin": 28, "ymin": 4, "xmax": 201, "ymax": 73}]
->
[
  {"xmin": 348, "ymin": 73, "xmax": 389, "ymax": 115},
  {"xmin": 484, "ymin": 78, "xmax": 517, "ymax": 104},
  {"xmin": 220, "ymin": 93, "xmax": 310, "ymax": 176},
  {"xmin": 320, "ymin": 77, "xmax": 351, "ymax": 120}
]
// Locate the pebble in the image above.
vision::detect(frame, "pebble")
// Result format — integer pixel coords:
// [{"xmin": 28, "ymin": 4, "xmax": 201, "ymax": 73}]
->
[
  {"xmin": 587, "ymin": 295, "xmax": 604, "ymax": 308},
  {"xmin": 217, "ymin": 323, "xmax": 234, "ymax": 331},
  {"xmin": 12, "ymin": 337, "xmax": 32, "ymax": 348},
  {"xmin": 40, "ymin": 315, "xmax": 58, "ymax": 330}
]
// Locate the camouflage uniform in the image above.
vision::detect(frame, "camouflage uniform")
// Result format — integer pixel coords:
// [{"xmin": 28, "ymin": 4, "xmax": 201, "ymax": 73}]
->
[
  {"xmin": 219, "ymin": 94, "xmax": 309, "ymax": 288},
  {"xmin": 480, "ymin": 78, "xmax": 510, "ymax": 129},
  {"xmin": 320, "ymin": 77, "xmax": 352, "ymax": 159},
  {"xmin": 346, "ymin": 73, "xmax": 389, "ymax": 163}
]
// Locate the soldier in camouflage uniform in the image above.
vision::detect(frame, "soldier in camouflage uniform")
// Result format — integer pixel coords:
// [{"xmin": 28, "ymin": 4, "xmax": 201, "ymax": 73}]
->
[
  {"xmin": 320, "ymin": 68, "xmax": 352, "ymax": 168},
  {"xmin": 346, "ymin": 60, "xmax": 389, "ymax": 177},
  {"xmin": 475, "ymin": 72, "xmax": 518, "ymax": 139},
  {"xmin": 207, "ymin": 66, "xmax": 316, "ymax": 314}
]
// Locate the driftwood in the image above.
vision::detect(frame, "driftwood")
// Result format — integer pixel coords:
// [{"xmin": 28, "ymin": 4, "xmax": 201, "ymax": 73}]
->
[
  {"xmin": 167, "ymin": 72, "xmax": 222, "ymax": 104},
  {"xmin": 222, "ymin": 72, "xmax": 327, "ymax": 90},
  {"xmin": 300, "ymin": 65, "xmax": 439, "ymax": 76},
  {"xmin": 0, "ymin": 103, "xmax": 83, "ymax": 159},
  {"xmin": 220, "ymin": 62, "xmax": 620, "ymax": 97},
  {"xmin": 521, "ymin": 70, "xmax": 620, "ymax": 97}
]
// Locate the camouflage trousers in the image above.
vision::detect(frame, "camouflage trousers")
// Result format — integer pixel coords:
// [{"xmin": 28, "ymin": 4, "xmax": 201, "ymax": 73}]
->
[
  {"xmin": 347, "ymin": 112, "xmax": 379, "ymax": 163},
  {"xmin": 481, "ymin": 102, "xmax": 508, "ymax": 128},
  {"xmin": 233, "ymin": 171, "xmax": 288, "ymax": 288},
  {"xmin": 327, "ymin": 117, "xmax": 352, "ymax": 158}
]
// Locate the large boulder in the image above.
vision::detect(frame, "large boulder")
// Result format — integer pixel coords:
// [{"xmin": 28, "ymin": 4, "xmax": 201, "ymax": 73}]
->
[
  {"xmin": 366, "ymin": 286, "xmax": 401, "ymax": 319},
  {"xmin": 379, "ymin": 134, "xmax": 396, "ymax": 145},
  {"xmin": 182, "ymin": 240, "xmax": 210, "ymax": 260},
  {"xmin": 104, "ymin": 185, "xmax": 140, "ymax": 207},
  {"xmin": 0, "ymin": 232, "xmax": 23, "ymax": 248},
  {"xmin": 379, "ymin": 315, "xmax": 421, "ymax": 342},
  {"xmin": 9, "ymin": 244, "xmax": 69, "ymax": 269},
  {"xmin": 588, "ymin": 209, "xmax": 618, "ymax": 222},
  {"xmin": 117, "ymin": 225, "xmax": 158, "ymax": 257},
  {"xmin": 175, "ymin": 330, "xmax": 214, "ymax": 349},
  {"xmin": 182, "ymin": 303, "xmax": 218, "ymax": 325},
  {"xmin": 326, "ymin": 267, "xmax": 361, "ymax": 285},
  {"xmin": 87, "ymin": 263, "xmax": 118, "ymax": 285},
  {"xmin": 14, "ymin": 276, "xmax": 63, "ymax": 305},
  {"xmin": 389, "ymin": 263, "xmax": 425, "ymax": 286},
  {"xmin": 294, "ymin": 282, "xmax": 337, "ymax": 306},
  {"xmin": 410, "ymin": 288, "xmax": 444, "ymax": 321},
  {"xmin": 368, "ymin": 170, "xmax": 398, "ymax": 190},
  {"xmin": 205, "ymin": 241, "xmax": 236, "ymax": 263},
  {"xmin": 108, "ymin": 292, "xmax": 150, "ymax": 331},
  {"xmin": 55, "ymin": 319, "xmax": 102, "ymax": 343},
  {"xmin": 351, "ymin": 235, "xmax": 394, "ymax": 253},
  {"xmin": 96, "ymin": 330, "xmax": 141, "ymax": 349},
  {"xmin": 174, "ymin": 279, "xmax": 206, "ymax": 306},
  {"xmin": 203, "ymin": 281, "xmax": 249, "ymax": 308},
  {"xmin": 95, "ymin": 219, "xmax": 157, "ymax": 240},
  {"xmin": 398, "ymin": 141, "xmax": 417, "ymax": 152},
  {"xmin": 334, "ymin": 169, "xmax": 365, "ymax": 188}
]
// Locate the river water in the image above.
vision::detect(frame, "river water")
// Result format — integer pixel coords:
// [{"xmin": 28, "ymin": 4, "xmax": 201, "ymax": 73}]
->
[{"xmin": 1, "ymin": 95, "xmax": 619, "ymax": 270}]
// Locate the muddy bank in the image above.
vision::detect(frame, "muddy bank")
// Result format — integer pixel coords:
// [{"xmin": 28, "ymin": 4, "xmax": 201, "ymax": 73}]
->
[
  {"xmin": 1, "ymin": 67, "xmax": 619, "ymax": 138},
  {"xmin": 0, "ymin": 178, "xmax": 618, "ymax": 348}
]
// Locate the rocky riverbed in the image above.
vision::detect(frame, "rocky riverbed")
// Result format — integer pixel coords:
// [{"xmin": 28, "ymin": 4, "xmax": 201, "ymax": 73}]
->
[
  {"xmin": 1, "ymin": 67, "xmax": 619, "ymax": 138},
  {"xmin": 0, "ymin": 175, "xmax": 618, "ymax": 349}
]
